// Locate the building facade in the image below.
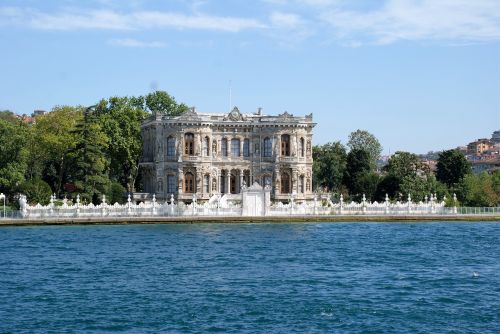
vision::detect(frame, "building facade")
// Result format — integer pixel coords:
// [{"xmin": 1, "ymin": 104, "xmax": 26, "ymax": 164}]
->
[{"xmin": 140, "ymin": 107, "xmax": 315, "ymax": 203}]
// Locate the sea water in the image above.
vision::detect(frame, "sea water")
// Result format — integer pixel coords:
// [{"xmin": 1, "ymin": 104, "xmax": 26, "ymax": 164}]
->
[{"xmin": 0, "ymin": 222, "xmax": 499, "ymax": 333}]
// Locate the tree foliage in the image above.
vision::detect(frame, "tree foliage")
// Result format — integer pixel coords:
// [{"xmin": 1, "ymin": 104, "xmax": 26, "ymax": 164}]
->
[
  {"xmin": 312, "ymin": 142, "xmax": 346, "ymax": 192},
  {"xmin": 96, "ymin": 96, "xmax": 148, "ymax": 192},
  {"xmin": 436, "ymin": 149, "xmax": 471, "ymax": 187},
  {"xmin": 19, "ymin": 179, "xmax": 52, "ymax": 205},
  {"xmin": 347, "ymin": 130, "xmax": 382, "ymax": 167},
  {"xmin": 145, "ymin": 91, "xmax": 189, "ymax": 116},
  {"xmin": 343, "ymin": 148, "xmax": 377, "ymax": 200},
  {"xmin": 0, "ymin": 119, "xmax": 29, "ymax": 195}
]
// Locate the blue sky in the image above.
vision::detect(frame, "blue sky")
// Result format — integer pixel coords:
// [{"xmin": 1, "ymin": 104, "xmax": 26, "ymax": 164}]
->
[{"xmin": 1, "ymin": 0, "xmax": 499, "ymax": 154}]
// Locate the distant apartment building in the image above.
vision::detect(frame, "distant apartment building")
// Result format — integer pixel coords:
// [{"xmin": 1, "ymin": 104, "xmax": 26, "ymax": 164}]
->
[
  {"xmin": 492, "ymin": 130, "xmax": 500, "ymax": 145},
  {"xmin": 467, "ymin": 138, "xmax": 493, "ymax": 155}
]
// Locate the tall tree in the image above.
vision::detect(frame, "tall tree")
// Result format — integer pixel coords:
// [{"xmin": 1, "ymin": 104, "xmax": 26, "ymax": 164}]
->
[
  {"xmin": 343, "ymin": 148, "xmax": 376, "ymax": 200},
  {"xmin": 0, "ymin": 119, "xmax": 29, "ymax": 196},
  {"xmin": 347, "ymin": 130, "xmax": 382, "ymax": 167},
  {"xmin": 436, "ymin": 149, "xmax": 471, "ymax": 187},
  {"xmin": 458, "ymin": 172, "xmax": 499, "ymax": 207},
  {"xmin": 69, "ymin": 106, "xmax": 109, "ymax": 204},
  {"xmin": 312, "ymin": 142, "xmax": 347, "ymax": 192},
  {"xmin": 29, "ymin": 106, "xmax": 83, "ymax": 194},
  {"xmin": 145, "ymin": 91, "xmax": 189, "ymax": 116},
  {"xmin": 96, "ymin": 96, "xmax": 148, "ymax": 192}
]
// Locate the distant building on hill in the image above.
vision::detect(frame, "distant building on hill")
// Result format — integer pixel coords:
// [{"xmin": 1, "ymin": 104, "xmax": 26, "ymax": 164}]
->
[
  {"xmin": 492, "ymin": 130, "xmax": 500, "ymax": 145},
  {"xmin": 467, "ymin": 138, "xmax": 493, "ymax": 155}
]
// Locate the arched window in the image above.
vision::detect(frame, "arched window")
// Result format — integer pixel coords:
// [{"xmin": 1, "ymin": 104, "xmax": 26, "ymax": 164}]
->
[
  {"xmin": 167, "ymin": 136, "xmax": 175, "ymax": 157},
  {"xmin": 184, "ymin": 133, "xmax": 194, "ymax": 155},
  {"xmin": 263, "ymin": 137, "xmax": 272, "ymax": 157},
  {"xmin": 203, "ymin": 136, "xmax": 209, "ymax": 156},
  {"xmin": 221, "ymin": 138, "xmax": 228, "ymax": 157},
  {"xmin": 243, "ymin": 139, "xmax": 250, "ymax": 157},
  {"xmin": 281, "ymin": 134, "xmax": 290, "ymax": 156},
  {"xmin": 300, "ymin": 175, "xmax": 305, "ymax": 193},
  {"xmin": 263, "ymin": 175, "xmax": 272, "ymax": 188},
  {"xmin": 184, "ymin": 172, "xmax": 195, "ymax": 193},
  {"xmin": 281, "ymin": 173, "xmax": 290, "ymax": 194},
  {"xmin": 231, "ymin": 139, "xmax": 240, "ymax": 157},
  {"xmin": 300, "ymin": 137, "xmax": 305, "ymax": 157}
]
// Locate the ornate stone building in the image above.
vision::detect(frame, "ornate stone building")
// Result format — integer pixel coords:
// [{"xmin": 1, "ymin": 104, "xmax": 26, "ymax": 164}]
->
[{"xmin": 139, "ymin": 107, "xmax": 315, "ymax": 203}]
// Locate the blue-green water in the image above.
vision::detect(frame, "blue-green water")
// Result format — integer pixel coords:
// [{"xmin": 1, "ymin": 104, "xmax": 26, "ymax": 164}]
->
[{"xmin": 1, "ymin": 222, "xmax": 499, "ymax": 333}]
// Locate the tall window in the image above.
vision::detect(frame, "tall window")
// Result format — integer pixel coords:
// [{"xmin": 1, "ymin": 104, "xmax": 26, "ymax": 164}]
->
[
  {"xmin": 167, "ymin": 136, "xmax": 175, "ymax": 157},
  {"xmin": 263, "ymin": 175, "xmax": 272, "ymax": 188},
  {"xmin": 204, "ymin": 175, "xmax": 210, "ymax": 193},
  {"xmin": 167, "ymin": 175, "xmax": 176, "ymax": 194},
  {"xmin": 184, "ymin": 133, "xmax": 194, "ymax": 155},
  {"xmin": 281, "ymin": 134, "xmax": 290, "ymax": 156},
  {"xmin": 203, "ymin": 137, "xmax": 209, "ymax": 156},
  {"xmin": 231, "ymin": 139, "xmax": 240, "ymax": 157},
  {"xmin": 281, "ymin": 173, "xmax": 290, "ymax": 194},
  {"xmin": 184, "ymin": 172, "xmax": 195, "ymax": 193},
  {"xmin": 300, "ymin": 137, "xmax": 305, "ymax": 157},
  {"xmin": 263, "ymin": 137, "xmax": 272, "ymax": 157},
  {"xmin": 300, "ymin": 175, "xmax": 305, "ymax": 193},
  {"xmin": 221, "ymin": 138, "xmax": 228, "ymax": 157},
  {"xmin": 243, "ymin": 139, "xmax": 250, "ymax": 157}
]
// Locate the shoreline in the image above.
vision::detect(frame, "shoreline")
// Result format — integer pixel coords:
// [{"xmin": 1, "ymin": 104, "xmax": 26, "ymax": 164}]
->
[{"xmin": 1, "ymin": 215, "xmax": 499, "ymax": 226}]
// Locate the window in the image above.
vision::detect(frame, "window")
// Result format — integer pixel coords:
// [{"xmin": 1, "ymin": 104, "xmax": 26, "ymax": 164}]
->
[
  {"xmin": 231, "ymin": 139, "xmax": 240, "ymax": 157},
  {"xmin": 203, "ymin": 137, "xmax": 209, "ymax": 156},
  {"xmin": 281, "ymin": 134, "xmax": 290, "ymax": 156},
  {"xmin": 263, "ymin": 175, "xmax": 272, "ymax": 188},
  {"xmin": 167, "ymin": 175, "xmax": 176, "ymax": 194},
  {"xmin": 167, "ymin": 136, "xmax": 175, "ymax": 157},
  {"xmin": 300, "ymin": 137, "xmax": 305, "ymax": 157},
  {"xmin": 300, "ymin": 175, "xmax": 305, "ymax": 193},
  {"xmin": 281, "ymin": 173, "xmax": 290, "ymax": 194},
  {"xmin": 243, "ymin": 139, "xmax": 250, "ymax": 157},
  {"xmin": 221, "ymin": 138, "xmax": 228, "ymax": 157},
  {"xmin": 184, "ymin": 172, "xmax": 195, "ymax": 193},
  {"xmin": 263, "ymin": 137, "xmax": 272, "ymax": 157},
  {"xmin": 184, "ymin": 133, "xmax": 194, "ymax": 155},
  {"xmin": 204, "ymin": 175, "xmax": 210, "ymax": 193}
]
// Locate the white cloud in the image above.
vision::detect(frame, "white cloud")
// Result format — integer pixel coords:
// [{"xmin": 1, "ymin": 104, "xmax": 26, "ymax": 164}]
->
[
  {"xmin": 320, "ymin": 0, "xmax": 500, "ymax": 45},
  {"xmin": 109, "ymin": 38, "xmax": 166, "ymax": 48},
  {"xmin": 270, "ymin": 12, "xmax": 303, "ymax": 29},
  {"xmin": 0, "ymin": 7, "xmax": 265, "ymax": 32}
]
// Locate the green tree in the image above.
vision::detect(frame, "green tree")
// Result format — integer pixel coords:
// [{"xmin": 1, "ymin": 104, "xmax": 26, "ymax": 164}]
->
[
  {"xmin": 343, "ymin": 148, "xmax": 375, "ymax": 200},
  {"xmin": 436, "ymin": 149, "xmax": 471, "ymax": 187},
  {"xmin": 312, "ymin": 142, "xmax": 347, "ymax": 192},
  {"xmin": 458, "ymin": 172, "xmax": 499, "ymax": 207},
  {"xmin": 69, "ymin": 106, "xmax": 110, "ymax": 204},
  {"xmin": 145, "ymin": 91, "xmax": 189, "ymax": 116},
  {"xmin": 347, "ymin": 130, "xmax": 382, "ymax": 167},
  {"xmin": 29, "ymin": 106, "xmax": 83, "ymax": 194},
  {"xmin": 0, "ymin": 119, "xmax": 29, "ymax": 196},
  {"xmin": 19, "ymin": 179, "xmax": 52, "ymax": 205},
  {"xmin": 96, "ymin": 96, "xmax": 148, "ymax": 192}
]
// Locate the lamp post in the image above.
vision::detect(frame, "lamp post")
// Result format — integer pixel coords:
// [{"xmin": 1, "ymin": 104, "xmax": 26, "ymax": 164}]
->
[{"xmin": 0, "ymin": 193, "xmax": 5, "ymax": 218}]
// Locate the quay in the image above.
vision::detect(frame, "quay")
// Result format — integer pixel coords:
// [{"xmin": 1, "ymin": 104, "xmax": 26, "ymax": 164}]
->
[{"xmin": 1, "ymin": 214, "xmax": 499, "ymax": 227}]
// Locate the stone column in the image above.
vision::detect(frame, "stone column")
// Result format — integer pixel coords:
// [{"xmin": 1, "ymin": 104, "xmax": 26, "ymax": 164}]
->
[
  {"xmin": 240, "ymin": 169, "xmax": 244, "ymax": 193},
  {"xmin": 177, "ymin": 169, "xmax": 184, "ymax": 196},
  {"xmin": 275, "ymin": 170, "xmax": 280, "ymax": 195},
  {"xmin": 240, "ymin": 139, "xmax": 244, "ymax": 157},
  {"xmin": 226, "ymin": 172, "xmax": 230, "ymax": 194}
]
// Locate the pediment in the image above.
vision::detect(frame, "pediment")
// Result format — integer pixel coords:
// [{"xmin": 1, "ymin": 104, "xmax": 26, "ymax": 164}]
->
[{"xmin": 224, "ymin": 107, "xmax": 245, "ymax": 121}]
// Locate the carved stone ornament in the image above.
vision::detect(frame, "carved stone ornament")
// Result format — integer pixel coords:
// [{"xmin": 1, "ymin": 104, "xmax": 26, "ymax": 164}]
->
[
  {"xmin": 178, "ymin": 107, "xmax": 201, "ymax": 121},
  {"xmin": 224, "ymin": 107, "xmax": 245, "ymax": 122},
  {"xmin": 278, "ymin": 111, "xmax": 293, "ymax": 119}
]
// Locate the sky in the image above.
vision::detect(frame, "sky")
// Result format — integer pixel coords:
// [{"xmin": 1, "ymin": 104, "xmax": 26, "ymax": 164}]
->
[{"xmin": 0, "ymin": 0, "xmax": 499, "ymax": 154}]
